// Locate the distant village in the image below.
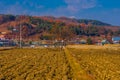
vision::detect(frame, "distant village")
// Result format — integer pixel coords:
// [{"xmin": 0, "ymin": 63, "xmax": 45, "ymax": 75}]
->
[{"xmin": 0, "ymin": 31, "xmax": 120, "ymax": 47}]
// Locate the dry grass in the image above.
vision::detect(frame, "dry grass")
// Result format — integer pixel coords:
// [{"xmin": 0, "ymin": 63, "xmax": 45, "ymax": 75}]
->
[
  {"xmin": 0, "ymin": 48, "xmax": 73, "ymax": 80},
  {"xmin": 67, "ymin": 44, "xmax": 120, "ymax": 50},
  {"xmin": 67, "ymin": 44, "xmax": 120, "ymax": 80},
  {"xmin": 64, "ymin": 48, "xmax": 94, "ymax": 80},
  {"xmin": 0, "ymin": 44, "xmax": 120, "ymax": 80}
]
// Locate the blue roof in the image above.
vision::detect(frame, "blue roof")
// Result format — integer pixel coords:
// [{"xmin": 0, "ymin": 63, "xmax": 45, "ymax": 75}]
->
[{"xmin": 112, "ymin": 37, "xmax": 120, "ymax": 41}]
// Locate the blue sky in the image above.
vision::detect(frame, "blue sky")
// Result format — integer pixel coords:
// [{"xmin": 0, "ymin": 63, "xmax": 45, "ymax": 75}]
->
[{"xmin": 0, "ymin": 0, "xmax": 120, "ymax": 26}]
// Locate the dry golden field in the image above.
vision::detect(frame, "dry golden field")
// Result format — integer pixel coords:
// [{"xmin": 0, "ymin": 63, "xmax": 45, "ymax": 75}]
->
[
  {"xmin": 0, "ymin": 48, "xmax": 73, "ymax": 80},
  {"xmin": 0, "ymin": 44, "xmax": 120, "ymax": 80},
  {"xmin": 67, "ymin": 44, "xmax": 120, "ymax": 80}
]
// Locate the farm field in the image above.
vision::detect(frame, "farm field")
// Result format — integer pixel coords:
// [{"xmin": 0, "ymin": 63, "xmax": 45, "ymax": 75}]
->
[
  {"xmin": 0, "ymin": 48, "xmax": 74, "ymax": 80},
  {"xmin": 67, "ymin": 44, "xmax": 120, "ymax": 80},
  {"xmin": 0, "ymin": 44, "xmax": 120, "ymax": 80}
]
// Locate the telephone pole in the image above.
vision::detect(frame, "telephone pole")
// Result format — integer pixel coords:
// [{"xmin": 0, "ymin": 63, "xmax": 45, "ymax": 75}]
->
[{"xmin": 19, "ymin": 24, "xmax": 22, "ymax": 48}]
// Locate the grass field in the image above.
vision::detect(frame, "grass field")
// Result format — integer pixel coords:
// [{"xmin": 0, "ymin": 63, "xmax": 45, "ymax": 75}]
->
[
  {"xmin": 0, "ymin": 48, "xmax": 73, "ymax": 80},
  {"xmin": 67, "ymin": 44, "xmax": 120, "ymax": 80},
  {"xmin": 0, "ymin": 44, "xmax": 120, "ymax": 80}
]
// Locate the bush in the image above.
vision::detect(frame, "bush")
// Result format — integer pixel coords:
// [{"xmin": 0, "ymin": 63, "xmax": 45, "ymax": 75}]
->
[{"xmin": 87, "ymin": 37, "xmax": 93, "ymax": 45}]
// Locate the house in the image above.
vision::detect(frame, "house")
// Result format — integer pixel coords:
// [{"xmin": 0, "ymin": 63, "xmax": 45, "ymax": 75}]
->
[
  {"xmin": 80, "ymin": 39, "xmax": 87, "ymax": 44},
  {"xmin": 101, "ymin": 39, "xmax": 109, "ymax": 45},
  {"xmin": 97, "ymin": 39, "xmax": 102, "ymax": 45},
  {"xmin": 0, "ymin": 34, "xmax": 5, "ymax": 40},
  {"xmin": 0, "ymin": 31, "xmax": 8, "ymax": 40},
  {"xmin": 0, "ymin": 39, "xmax": 16, "ymax": 46},
  {"xmin": 97, "ymin": 39, "xmax": 109, "ymax": 45},
  {"xmin": 112, "ymin": 37, "xmax": 120, "ymax": 44},
  {"xmin": 1, "ymin": 32, "xmax": 7, "ymax": 35}
]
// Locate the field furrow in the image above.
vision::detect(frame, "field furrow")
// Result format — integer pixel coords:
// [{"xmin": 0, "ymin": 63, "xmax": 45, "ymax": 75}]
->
[{"xmin": 0, "ymin": 48, "xmax": 73, "ymax": 80}]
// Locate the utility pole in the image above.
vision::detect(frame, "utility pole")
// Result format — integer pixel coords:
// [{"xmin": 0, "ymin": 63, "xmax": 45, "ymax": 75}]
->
[{"xmin": 20, "ymin": 24, "xmax": 22, "ymax": 48}]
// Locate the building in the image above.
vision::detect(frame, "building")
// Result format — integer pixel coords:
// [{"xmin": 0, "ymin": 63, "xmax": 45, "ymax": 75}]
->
[
  {"xmin": 0, "ymin": 39, "xmax": 16, "ymax": 46},
  {"xmin": 0, "ymin": 31, "xmax": 7, "ymax": 40},
  {"xmin": 112, "ymin": 37, "xmax": 120, "ymax": 44},
  {"xmin": 0, "ymin": 35, "xmax": 5, "ymax": 40},
  {"xmin": 101, "ymin": 39, "xmax": 109, "ymax": 45}
]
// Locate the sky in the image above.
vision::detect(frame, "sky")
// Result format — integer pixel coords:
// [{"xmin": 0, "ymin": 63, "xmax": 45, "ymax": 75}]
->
[{"xmin": 0, "ymin": 0, "xmax": 120, "ymax": 26}]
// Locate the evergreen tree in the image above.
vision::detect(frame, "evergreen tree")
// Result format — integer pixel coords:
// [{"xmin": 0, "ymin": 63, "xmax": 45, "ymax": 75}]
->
[{"xmin": 87, "ymin": 37, "xmax": 93, "ymax": 45}]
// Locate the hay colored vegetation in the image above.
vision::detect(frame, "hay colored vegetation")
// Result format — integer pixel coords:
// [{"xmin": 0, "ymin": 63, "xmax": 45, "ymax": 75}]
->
[
  {"xmin": 0, "ymin": 48, "xmax": 73, "ymax": 80},
  {"xmin": 67, "ymin": 45, "xmax": 120, "ymax": 80},
  {"xmin": 0, "ymin": 45, "xmax": 120, "ymax": 80}
]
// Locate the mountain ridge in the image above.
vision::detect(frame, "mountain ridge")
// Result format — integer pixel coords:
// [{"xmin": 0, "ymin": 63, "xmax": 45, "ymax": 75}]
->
[
  {"xmin": 0, "ymin": 14, "xmax": 112, "ymax": 26},
  {"xmin": 0, "ymin": 14, "xmax": 120, "ymax": 41}
]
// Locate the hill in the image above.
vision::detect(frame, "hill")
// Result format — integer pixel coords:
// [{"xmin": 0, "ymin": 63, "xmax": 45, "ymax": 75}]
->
[
  {"xmin": 77, "ymin": 19, "xmax": 111, "ymax": 26},
  {"xmin": 0, "ymin": 14, "xmax": 120, "ymax": 41},
  {"xmin": 40, "ymin": 16, "xmax": 111, "ymax": 26}
]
